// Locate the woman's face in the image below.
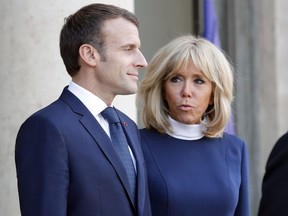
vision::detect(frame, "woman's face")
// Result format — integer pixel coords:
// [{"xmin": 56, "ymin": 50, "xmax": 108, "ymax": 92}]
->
[{"xmin": 164, "ymin": 59, "xmax": 213, "ymax": 124}]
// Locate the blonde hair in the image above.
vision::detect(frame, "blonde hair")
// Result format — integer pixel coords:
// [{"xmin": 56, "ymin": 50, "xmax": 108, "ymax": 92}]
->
[{"xmin": 137, "ymin": 35, "xmax": 234, "ymax": 138}]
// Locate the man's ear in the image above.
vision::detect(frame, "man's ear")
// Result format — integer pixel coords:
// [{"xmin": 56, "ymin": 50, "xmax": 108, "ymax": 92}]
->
[{"xmin": 79, "ymin": 44, "xmax": 99, "ymax": 66}]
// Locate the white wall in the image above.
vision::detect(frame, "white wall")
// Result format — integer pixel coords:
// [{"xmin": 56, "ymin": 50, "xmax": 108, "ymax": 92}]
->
[
  {"xmin": 276, "ymin": 0, "xmax": 288, "ymax": 136},
  {"xmin": 0, "ymin": 0, "xmax": 135, "ymax": 215},
  {"xmin": 135, "ymin": 0, "xmax": 192, "ymax": 126}
]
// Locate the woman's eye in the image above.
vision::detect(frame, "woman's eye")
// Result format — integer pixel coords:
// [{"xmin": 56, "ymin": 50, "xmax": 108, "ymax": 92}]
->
[
  {"xmin": 195, "ymin": 79, "xmax": 205, "ymax": 84},
  {"xmin": 170, "ymin": 76, "xmax": 182, "ymax": 83}
]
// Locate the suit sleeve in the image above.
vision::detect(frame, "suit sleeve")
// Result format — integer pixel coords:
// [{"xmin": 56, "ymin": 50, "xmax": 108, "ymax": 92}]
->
[
  {"xmin": 258, "ymin": 132, "xmax": 288, "ymax": 216},
  {"xmin": 15, "ymin": 115, "xmax": 69, "ymax": 216},
  {"xmin": 235, "ymin": 141, "xmax": 250, "ymax": 216}
]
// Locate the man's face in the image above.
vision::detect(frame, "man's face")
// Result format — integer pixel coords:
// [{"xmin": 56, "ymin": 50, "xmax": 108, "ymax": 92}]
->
[{"xmin": 94, "ymin": 17, "xmax": 147, "ymax": 103}]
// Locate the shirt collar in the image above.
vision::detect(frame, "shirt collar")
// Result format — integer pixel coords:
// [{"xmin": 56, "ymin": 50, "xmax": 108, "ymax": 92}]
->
[{"xmin": 68, "ymin": 81, "xmax": 108, "ymax": 117}]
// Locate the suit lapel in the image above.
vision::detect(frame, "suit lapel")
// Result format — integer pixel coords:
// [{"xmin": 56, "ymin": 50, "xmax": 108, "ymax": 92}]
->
[
  {"xmin": 80, "ymin": 114, "xmax": 135, "ymax": 200},
  {"xmin": 59, "ymin": 88, "xmax": 135, "ymax": 207}
]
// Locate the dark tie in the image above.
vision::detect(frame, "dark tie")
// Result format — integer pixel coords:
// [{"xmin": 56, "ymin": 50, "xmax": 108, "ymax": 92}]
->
[{"xmin": 101, "ymin": 107, "xmax": 137, "ymax": 204}]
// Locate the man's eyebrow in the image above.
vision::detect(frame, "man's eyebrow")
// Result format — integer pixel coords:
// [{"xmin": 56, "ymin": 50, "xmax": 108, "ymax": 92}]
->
[{"xmin": 121, "ymin": 43, "xmax": 141, "ymax": 49}]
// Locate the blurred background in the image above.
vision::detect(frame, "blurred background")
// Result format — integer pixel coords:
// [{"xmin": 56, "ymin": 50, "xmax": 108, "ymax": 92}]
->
[{"xmin": 1, "ymin": 0, "xmax": 287, "ymax": 215}]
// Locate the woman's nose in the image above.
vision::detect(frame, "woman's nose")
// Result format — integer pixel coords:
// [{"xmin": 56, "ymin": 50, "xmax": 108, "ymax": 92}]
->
[{"xmin": 181, "ymin": 83, "xmax": 192, "ymax": 98}]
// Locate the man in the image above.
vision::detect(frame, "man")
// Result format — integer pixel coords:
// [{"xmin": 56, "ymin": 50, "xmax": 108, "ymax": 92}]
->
[
  {"xmin": 258, "ymin": 131, "xmax": 288, "ymax": 216},
  {"xmin": 15, "ymin": 3, "xmax": 151, "ymax": 216}
]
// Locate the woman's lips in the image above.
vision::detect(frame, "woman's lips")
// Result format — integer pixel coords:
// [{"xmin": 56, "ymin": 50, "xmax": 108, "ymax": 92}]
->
[{"xmin": 178, "ymin": 104, "xmax": 194, "ymax": 111}]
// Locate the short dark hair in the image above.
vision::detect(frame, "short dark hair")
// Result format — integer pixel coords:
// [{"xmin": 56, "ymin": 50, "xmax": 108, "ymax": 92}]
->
[{"xmin": 59, "ymin": 3, "xmax": 139, "ymax": 77}]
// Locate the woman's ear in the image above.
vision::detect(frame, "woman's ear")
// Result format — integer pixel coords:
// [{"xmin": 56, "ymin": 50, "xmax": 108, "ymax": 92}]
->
[
  {"xmin": 163, "ymin": 90, "xmax": 167, "ymax": 101},
  {"xmin": 209, "ymin": 90, "xmax": 214, "ymax": 105},
  {"xmin": 79, "ymin": 44, "xmax": 99, "ymax": 67},
  {"xmin": 209, "ymin": 98, "xmax": 214, "ymax": 105}
]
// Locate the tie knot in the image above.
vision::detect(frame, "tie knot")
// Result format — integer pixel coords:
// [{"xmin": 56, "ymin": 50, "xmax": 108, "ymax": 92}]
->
[{"xmin": 101, "ymin": 107, "xmax": 120, "ymax": 123}]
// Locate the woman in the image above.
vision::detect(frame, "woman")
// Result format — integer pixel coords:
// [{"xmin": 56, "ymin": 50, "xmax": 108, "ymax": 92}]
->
[{"xmin": 138, "ymin": 35, "xmax": 250, "ymax": 216}]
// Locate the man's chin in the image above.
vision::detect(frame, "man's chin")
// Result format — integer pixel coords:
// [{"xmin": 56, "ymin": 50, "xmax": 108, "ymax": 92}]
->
[{"xmin": 120, "ymin": 86, "xmax": 138, "ymax": 95}]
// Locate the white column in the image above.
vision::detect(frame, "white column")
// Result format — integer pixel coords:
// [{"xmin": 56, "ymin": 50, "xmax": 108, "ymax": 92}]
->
[
  {"xmin": 0, "ymin": 1, "xmax": 135, "ymax": 215},
  {"xmin": 276, "ymin": 0, "xmax": 288, "ymax": 136}
]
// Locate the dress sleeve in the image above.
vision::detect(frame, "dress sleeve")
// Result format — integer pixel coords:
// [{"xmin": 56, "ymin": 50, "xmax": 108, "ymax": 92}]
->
[
  {"xmin": 234, "ymin": 141, "xmax": 250, "ymax": 216},
  {"xmin": 15, "ymin": 115, "xmax": 69, "ymax": 216}
]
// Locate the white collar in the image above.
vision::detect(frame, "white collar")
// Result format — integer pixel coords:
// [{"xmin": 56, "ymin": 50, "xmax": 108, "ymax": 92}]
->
[
  {"xmin": 68, "ymin": 81, "xmax": 108, "ymax": 117},
  {"xmin": 166, "ymin": 116, "xmax": 204, "ymax": 140}
]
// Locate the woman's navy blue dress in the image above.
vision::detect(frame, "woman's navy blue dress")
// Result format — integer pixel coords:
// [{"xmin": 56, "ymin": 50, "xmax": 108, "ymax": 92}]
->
[{"xmin": 140, "ymin": 128, "xmax": 249, "ymax": 216}]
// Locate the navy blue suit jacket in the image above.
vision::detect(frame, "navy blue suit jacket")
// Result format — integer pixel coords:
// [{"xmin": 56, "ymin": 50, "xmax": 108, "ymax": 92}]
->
[{"xmin": 15, "ymin": 87, "xmax": 151, "ymax": 216}]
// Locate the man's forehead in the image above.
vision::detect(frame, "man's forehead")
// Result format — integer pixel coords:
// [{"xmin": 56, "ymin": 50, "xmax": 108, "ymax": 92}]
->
[{"xmin": 101, "ymin": 18, "xmax": 141, "ymax": 47}]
